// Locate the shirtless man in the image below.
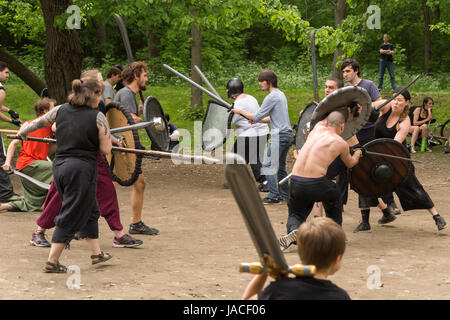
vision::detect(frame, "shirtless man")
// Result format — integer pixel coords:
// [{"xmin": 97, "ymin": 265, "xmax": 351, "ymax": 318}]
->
[{"xmin": 279, "ymin": 111, "xmax": 363, "ymax": 250}]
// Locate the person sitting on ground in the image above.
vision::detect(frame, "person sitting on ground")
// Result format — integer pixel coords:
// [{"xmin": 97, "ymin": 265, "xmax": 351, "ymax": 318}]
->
[
  {"xmin": 409, "ymin": 97, "xmax": 434, "ymax": 153},
  {"xmin": 242, "ymin": 217, "xmax": 350, "ymax": 300},
  {"xmin": 0, "ymin": 98, "xmax": 55, "ymax": 212}
]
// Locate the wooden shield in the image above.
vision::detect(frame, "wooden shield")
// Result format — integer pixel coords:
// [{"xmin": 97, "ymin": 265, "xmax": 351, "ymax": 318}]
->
[
  {"xmin": 294, "ymin": 101, "xmax": 318, "ymax": 150},
  {"xmin": 105, "ymin": 102, "xmax": 143, "ymax": 186},
  {"xmin": 350, "ymin": 138, "xmax": 412, "ymax": 196}
]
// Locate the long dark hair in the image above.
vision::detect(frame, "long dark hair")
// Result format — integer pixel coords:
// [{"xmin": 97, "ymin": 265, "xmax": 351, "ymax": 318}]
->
[{"xmin": 421, "ymin": 97, "xmax": 433, "ymax": 117}]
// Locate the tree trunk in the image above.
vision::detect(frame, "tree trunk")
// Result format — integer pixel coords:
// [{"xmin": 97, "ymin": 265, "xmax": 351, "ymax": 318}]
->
[
  {"xmin": 40, "ymin": 0, "xmax": 83, "ymax": 104},
  {"xmin": 146, "ymin": 4, "xmax": 160, "ymax": 60},
  {"xmin": 0, "ymin": 47, "xmax": 46, "ymax": 96},
  {"xmin": 331, "ymin": 0, "xmax": 346, "ymax": 78},
  {"xmin": 97, "ymin": 22, "xmax": 107, "ymax": 61},
  {"xmin": 190, "ymin": 5, "xmax": 202, "ymax": 110},
  {"xmin": 422, "ymin": 0, "xmax": 431, "ymax": 74}
]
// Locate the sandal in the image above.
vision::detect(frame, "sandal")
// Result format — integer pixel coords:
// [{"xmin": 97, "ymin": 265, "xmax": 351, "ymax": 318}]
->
[
  {"xmin": 43, "ymin": 261, "xmax": 68, "ymax": 273},
  {"xmin": 91, "ymin": 251, "xmax": 112, "ymax": 265}
]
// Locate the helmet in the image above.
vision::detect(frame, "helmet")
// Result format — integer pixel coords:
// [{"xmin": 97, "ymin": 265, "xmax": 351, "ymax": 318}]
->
[{"xmin": 226, "ymin": 78, "xmax": 244, "ymax": 98}]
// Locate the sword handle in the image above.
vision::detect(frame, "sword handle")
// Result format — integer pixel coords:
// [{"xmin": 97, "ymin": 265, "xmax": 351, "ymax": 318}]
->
[{"xmin": 239, "ymin": 262, "xmax": 316, "ymax": 277}]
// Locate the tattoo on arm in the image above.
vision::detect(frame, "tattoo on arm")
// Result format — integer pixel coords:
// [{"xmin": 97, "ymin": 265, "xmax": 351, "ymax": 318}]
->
[
  {"xmin": 19, "ymin": 106, "xmax": 60, "ymax": 136},
  {"xmin": 96, "ymin": 112, "xmax": 110, "ymax": 137}
]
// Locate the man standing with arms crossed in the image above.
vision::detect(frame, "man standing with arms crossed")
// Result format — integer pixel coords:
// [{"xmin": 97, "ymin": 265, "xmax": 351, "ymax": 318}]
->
[
  {"xmin": 114, "ymin": 61, "xmax": 159, "ymax": 235},
  {"xmin": 378, "ymin": 34, "xmax": 396, "ymax": 92},
  {"xmin": 232, "ymin": 70, "xmax": 294, "ymax": 204}
]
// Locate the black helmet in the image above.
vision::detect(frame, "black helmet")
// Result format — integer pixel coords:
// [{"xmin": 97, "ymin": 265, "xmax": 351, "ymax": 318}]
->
[{"xmin": 226, "ymin": 78, "xmax": 244, "ymax": 98}]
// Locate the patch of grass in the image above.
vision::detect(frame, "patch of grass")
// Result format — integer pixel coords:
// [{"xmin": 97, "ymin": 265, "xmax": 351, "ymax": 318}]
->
[{"xmin": 2, "ymin": 84, "xmax": 449, "ymax": 151}]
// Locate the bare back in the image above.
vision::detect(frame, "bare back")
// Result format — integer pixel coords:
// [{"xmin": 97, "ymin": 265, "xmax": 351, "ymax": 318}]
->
[{"xmin": 293, "ymin": 122, "xmax": 360, "ymax": 178}]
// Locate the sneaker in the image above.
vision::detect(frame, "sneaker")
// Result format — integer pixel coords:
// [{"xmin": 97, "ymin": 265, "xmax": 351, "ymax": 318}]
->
[
  {"xmin": 378, "ymin": 213, "xmax": 397, "ymax": 224},
  {"xmin": 433, "ymin": 215, "xmax": 447, "ymax": 231},
  {"xmin": 353, "ymin": 222, "xmax": 371, "ymax": 233},
  {"xmin": 279, "ymin": 230, "xmax": 298, "ymax": 251},
  {"xmin": 30, "ymin": 232, "xmax": 51, "ymax": 247},
  {"xmin": 258, "ymin": 181, "xmax": 269, "ymax": 192},
  {"xmin": 113, "ymin": 234, "xmax": 143, "ymax": 248},
  {"xmin": 129, "ymin": 221, "xmax": 159, "ymax": 235},
  {"xmin": 263, "ymin": 197, "xmax": 280, "ymax": 204},
  {"xmin": 388, "ymin": 202, "xmax": 401, "ymax": 215},
  {"xmin": 410, "ymin": 147, "xmax": 416, "ymax": 154}
]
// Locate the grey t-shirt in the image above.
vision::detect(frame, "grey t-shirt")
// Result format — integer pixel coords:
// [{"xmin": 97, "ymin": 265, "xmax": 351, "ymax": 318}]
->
[
  {"xmin": 252, "ymin": 88, "xmax": 292, "ymax": 134},
  {"xmin": 114, "ymin": 86, "xmax": 138, "ymax": 115},
  {"xmin": 102, "ymin": 80, "xmax": 115, "ymax": 102}
]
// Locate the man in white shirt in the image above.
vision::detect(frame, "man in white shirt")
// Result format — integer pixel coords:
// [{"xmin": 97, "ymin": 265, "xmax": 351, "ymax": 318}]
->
[{"xmin": 228, "ymin": 78, "xmax": 269, "ymax": 191}]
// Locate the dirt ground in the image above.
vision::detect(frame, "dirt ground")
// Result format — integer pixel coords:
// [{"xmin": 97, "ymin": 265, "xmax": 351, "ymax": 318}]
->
[{"xmin": 0, "ymin": 150, "xmax": 449, "ymax": 301}]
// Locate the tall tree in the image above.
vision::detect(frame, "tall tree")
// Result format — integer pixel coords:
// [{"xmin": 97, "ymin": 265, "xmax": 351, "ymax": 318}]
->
[
  {"xmin": 422, "ymin": 0, "xmax": 431, "ymax": 74},
  {"xmin": 40, "ymin": 0, "xmax": 83, "ymax": 104},
  {"xmin": 330, "ymin": 0, "xmax": 346, "ymax": 78}
]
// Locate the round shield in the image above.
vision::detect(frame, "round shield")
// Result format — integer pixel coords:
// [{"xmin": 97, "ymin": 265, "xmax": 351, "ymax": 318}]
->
[
  {"xmin": 105, "ymin": 102, "xmax": 143, "ymax": 186},
  {"xmin": 349, "ymin": 138, "xmax": 412, "ymax": 196},
  {"xmin": 202, "ymin": 100, "xmax": 233, "ymax": 152},
  {"xmin": 143, "ymin": 96, "xmax": 171, "ymax": 152},
  {"xmin": 294, "ymin": 101, "xmax": 318, "ymax": 150},
  {"xmin": 311, "ymin": 86, "xmax": 372, "ymax": 140}
]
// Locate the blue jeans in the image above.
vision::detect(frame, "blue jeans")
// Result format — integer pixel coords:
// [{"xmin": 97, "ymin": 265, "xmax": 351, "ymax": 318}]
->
[
  {"xmin": 378, "ymin": 59, "xmax": 395, "ymax": 91},
  {"xmin": 261, "ymin": 131, "xmax": 294, "ymax": 200}
]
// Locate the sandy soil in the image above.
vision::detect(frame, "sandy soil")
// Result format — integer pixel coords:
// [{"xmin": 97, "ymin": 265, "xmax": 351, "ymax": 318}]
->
[{"xmin": 0, "ymin": 150, "xmax": 448, "ymax": 300}]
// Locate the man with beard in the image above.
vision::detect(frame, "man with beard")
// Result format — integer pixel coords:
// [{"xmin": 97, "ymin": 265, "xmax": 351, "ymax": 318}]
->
[{"xmin": 114, "ymin": 62, "xmax": 159, "ymax": 236}]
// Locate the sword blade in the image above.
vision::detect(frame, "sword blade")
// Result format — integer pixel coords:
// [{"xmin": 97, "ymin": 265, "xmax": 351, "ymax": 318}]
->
[
  {"xmin": 311, "ymin": 29, "xmax": 319, "ymax": 103},
  {"xmin": 11, "ymin": 169, "xmax": 50, "ymax": 190},
  {"xmin": 194, "ymin": 65, "xmax": 221, "ymax": 98},
  {"xmin": 163, "ymin": 64, "xmax": 232, "ymax": 109},
  {"xmin": 112, "ymin": 146, "xmax": 220, "ymax": 163},
  {"xmin": 110, "ymin": 122, "xmax": 152, "ymax": 134},
  {"xmin": 365, "ymin": 150, "xmax": 422, "ymax": 163},
  {"xmin": 375, "ymin": 75, "xmax": 420, "ymax": 111},
  {"xmin": 114, "ymin": 14, "xmax": 134, "ymax": 63}
]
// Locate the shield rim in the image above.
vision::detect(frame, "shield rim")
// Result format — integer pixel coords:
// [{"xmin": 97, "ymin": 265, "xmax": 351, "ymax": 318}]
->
[
  {"xmin": 143, "ymin": 96, "xmax": 171, "ymax": 152},
  {"xmin": 201, "ymin": 100, "xmax": 233, "ymax": 152},
  {"xmin": 105, "ymin": 102, "xmax": 144, "ymax": 186},
  {"xmin": 311, "ymin": 86, "xmax": 372, "ymax": 140},
  {"xmin": 349, "ymin": 138, "xmax": 412, "ymax": 196},
  {"xmin": 294, "ymin": 101, "xmax": 318, "ymax": 150}
]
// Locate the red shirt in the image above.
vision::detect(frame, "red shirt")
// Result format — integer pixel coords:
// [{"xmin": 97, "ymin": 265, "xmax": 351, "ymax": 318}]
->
[{"xmin": 16, "ymin": 120, "xmax": 53, "ymax": 170}]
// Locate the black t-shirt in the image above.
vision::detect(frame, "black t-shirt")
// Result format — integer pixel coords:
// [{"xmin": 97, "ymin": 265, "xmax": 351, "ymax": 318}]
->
[
  {"xmin": 380, "ymin": 43, "xmax": 394, "ymax": 62},
  {"xmin": 258, "ymin": 276, "xmax": 351, "ymax": 300}
]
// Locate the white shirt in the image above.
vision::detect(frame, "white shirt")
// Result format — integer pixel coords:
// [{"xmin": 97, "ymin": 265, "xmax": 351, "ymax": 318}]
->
[{"xmin": 232, "ymin": 94, "xmax": 269, "ymax": 137}]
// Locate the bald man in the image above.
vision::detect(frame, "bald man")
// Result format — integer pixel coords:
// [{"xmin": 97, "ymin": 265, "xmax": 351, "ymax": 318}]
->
[{"xmin": 279, "ymin": 111, "xmax": 363, "ymax": 250}]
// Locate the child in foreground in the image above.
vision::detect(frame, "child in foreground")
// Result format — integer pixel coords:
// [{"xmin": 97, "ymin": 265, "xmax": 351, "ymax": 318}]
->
[{"xmin": 242, "ymin": 217, "xmax": 350, "ymax": 300}]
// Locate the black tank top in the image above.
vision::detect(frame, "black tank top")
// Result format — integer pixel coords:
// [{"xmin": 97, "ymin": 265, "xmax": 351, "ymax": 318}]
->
[
  {"xmin": 375, "ymin": 109, "xmax": 398, "ymax": 139},
  {"xmin": 417, "ymin": 108, "xmax": 428, "ymax": 122},
  {"xmin": 55, "ymin": 103, "xmax": 99, "ymax": 163}
]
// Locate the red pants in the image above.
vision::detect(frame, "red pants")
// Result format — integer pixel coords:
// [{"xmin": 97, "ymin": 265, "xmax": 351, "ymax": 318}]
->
[{"xmin": 37, "ymin": 154, "xmax": 123, "ymax": 232}]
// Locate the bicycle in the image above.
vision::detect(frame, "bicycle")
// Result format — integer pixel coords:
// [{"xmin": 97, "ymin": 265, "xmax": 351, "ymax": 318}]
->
[{"xmin": 427, "ymin": 118, "xmax": 449, "ymax": 147}]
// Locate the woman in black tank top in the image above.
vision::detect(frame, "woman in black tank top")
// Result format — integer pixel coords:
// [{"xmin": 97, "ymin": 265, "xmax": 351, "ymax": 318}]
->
[
  {"xmin": 19, "ymin": 77, "xmax": 114, "ymax": 272},
  {"xmin": 409, "ymin": 97, "xmax": 433, "ymax": 153},
  {"xmin": 370, "ymin": 90, "xmax": 446, "ymax": 231}
]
